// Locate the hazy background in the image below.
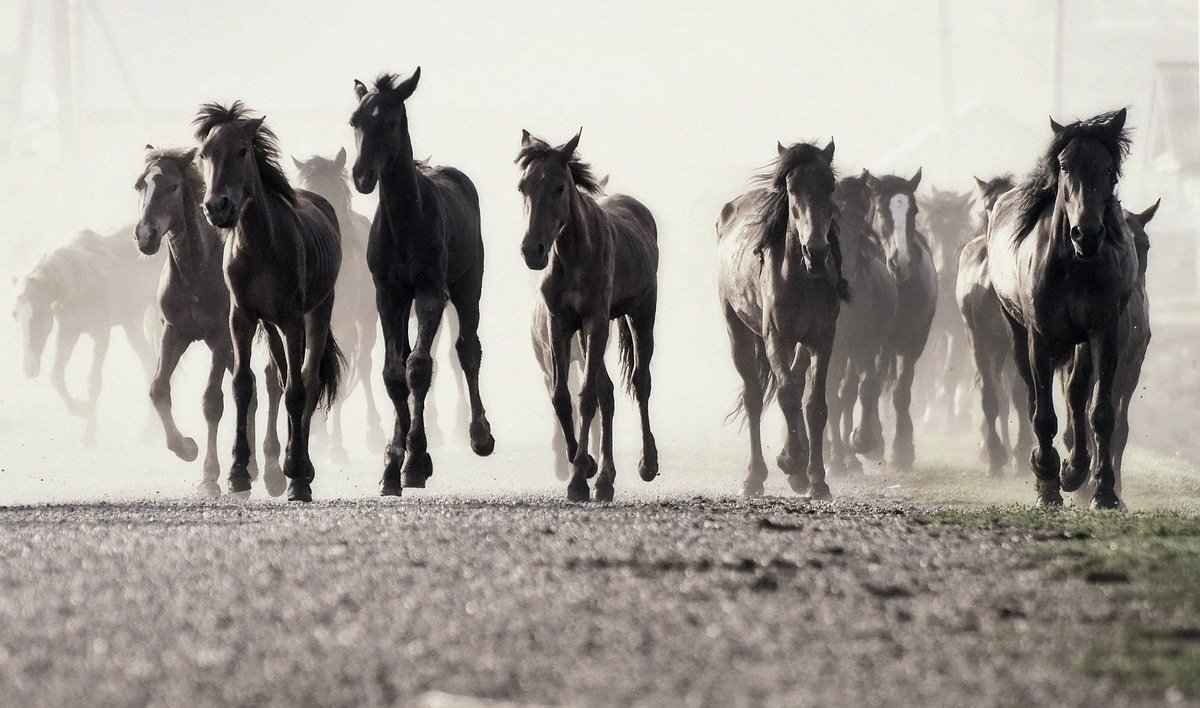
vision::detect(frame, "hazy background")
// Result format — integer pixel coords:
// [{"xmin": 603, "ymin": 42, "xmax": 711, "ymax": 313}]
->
[{"xmin": 1, "ymin": 0, "xmax": 1196, "ymax": 503}]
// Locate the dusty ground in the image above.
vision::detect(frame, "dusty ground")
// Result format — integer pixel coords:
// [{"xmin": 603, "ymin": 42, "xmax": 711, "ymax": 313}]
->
[{"xmin": 0, "ymin": 488, "xmax": 1188, "ymax": 708}]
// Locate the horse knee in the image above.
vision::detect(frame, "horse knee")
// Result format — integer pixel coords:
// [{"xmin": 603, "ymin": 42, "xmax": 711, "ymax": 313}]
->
[
  {"xmin": 455, "ymin": 335, "xmax": 481, "ymax": 367},
  {"xmin": 231, "ymin": 369, "xmax": 255, "ymax": 406},
  {"xmin": 1090, "ymin": 399, "xmax": 1115, "ymax": 438},
  {"xmin": 149, "ymin": 377, "xmax": 170, "ymax": 407},
  {"xmin": 202, "ymin": 386, "xmax": 223, "ymax": 422},
  {"xmin": 551, "ymin": 387, "xmax": 572, "ymax": 419},
  {"xmin": 284, "ymin": 383, "xmax": 306, "ymax": 414}
]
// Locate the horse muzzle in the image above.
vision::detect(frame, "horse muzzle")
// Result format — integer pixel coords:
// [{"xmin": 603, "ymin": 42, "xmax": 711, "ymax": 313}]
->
[
  {"xmin": 135, "ymin": 224, "xmax": 163, "ymax": 255},
  {"xmin": 1070, "ymin": 226, "xmax": 1104, "ymax": 260},
  {"xmin": 203, "ymin": 196, "xmax": 238, "ymax": 229},
  {"xmin": 521, "ymin": 240, "xmax": 550, "ymax": 271},
  {"xmin": 802, "ymin": 242, "xmax": 829, "ymax": 270},
  {"xmin": 352, "ymin": 168, "xmax": 378, "ymax": 195}
]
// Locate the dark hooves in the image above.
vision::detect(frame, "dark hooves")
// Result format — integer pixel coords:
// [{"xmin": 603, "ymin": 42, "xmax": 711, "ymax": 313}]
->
[
  {"xmin": 470, "ymin": 421, "xmax": 495, "ymax": 457},
  {"xmin": 574, "ymin": 454, "xmax": 598, "ymax": 480},
  {"xmin": 172, "ymin": 437, "xmax": 200, "ymax": 463},
  {"xmin": 380, "ymin": 479, "xmax": 404, "ymax": 497},
  {"xmin": 849, "ymin": 428, "xmax": 884, "ymax": 460},
  {"xmin": 1090, "ymin": 492, "xmax": 1122, "ymax": 510},
  {"xmin": 740, "ymin": 479, "xmax": 765, "ymax": 498},
  {"xmin": 1035, "ymin": 478, "xmax": 1064, "ymax": 507},
  {"xmin": 1059, "ymin": 459, "xmax": 1090, "ymax": 493},
  {"xmin": 638, "ymin": 458, "xmax": 659, "ymax": 482},
  {"xmin": 805, "ymin": 483, "xmax": 833, "ymax": 502},
  {"xmin": 287, "ymin": 479, "xmax": 313, "ymax": 503},
  {"xmin": 566, "ymin": 478, "xmax": 590, "ymax": 502},
  {"xmin": 263, "ymin": 463, "xmax": 286, "ymax": 498},
  {"xmin": 594, "ymin": 482, "xmax": 615, "ymax": 503},
  {"xmin": 786, "ymin": 473, "xmax": 810, "ymax": 495},
  {"xmin": 228, "ymin": 466, "xmax": 252, "ymax": 495},
  {"xmin": 195, "ymin": 480, "xmax": 221, "ymax": 499},
  {"xmin": 401, "ymin": 453, "xmax": 433, "ymax": 488}
]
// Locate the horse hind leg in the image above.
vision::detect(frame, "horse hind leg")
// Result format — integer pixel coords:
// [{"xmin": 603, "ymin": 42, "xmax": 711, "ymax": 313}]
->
[
  {"xmin": 802, "ymin": 342, "xmax": 834, "ymax": 501},
  {"xmin": 358, "ymin": 320, "xmax": 387, "ymax": 450},
  {"xmin": 197, "ymin": 343, "xmax": 229, "ymax": 498},
  {"xmin": 625, "ymin": 313, "xmax": 658, "ymax": 483},
  {"xmin": 450, "ymin": 292, "xmax": 495, "ymax": 457},
  {"xmin": 149, "ymin": 325, "xmax": 198, "ymax": 463},
  {"xmin": 82, "ymin": 329, "xmax": 111, "ymax": 446},
  {"xmin": 591, "ymin": 364, "xmax": 618, "ymax": 503}
]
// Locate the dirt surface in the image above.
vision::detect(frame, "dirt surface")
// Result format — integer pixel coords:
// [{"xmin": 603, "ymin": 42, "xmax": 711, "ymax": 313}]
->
[{"xmin": 0, "ymin": 493, "xmax": 1175, "ymax": 708}]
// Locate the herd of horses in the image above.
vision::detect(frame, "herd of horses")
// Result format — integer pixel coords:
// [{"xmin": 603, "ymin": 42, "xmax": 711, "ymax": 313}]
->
[{"xmin": 12, "ymin": 68, "xmax": 1157, "ymax": 509}]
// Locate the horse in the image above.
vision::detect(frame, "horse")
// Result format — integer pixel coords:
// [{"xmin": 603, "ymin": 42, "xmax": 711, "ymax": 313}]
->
[
  {"xmin": 956, "ymin": 174, "xmax": 1033, "ymax": 477},
  {"xmin": 918, "ymin": 187, "xmax": 976, "ymax": 432},
  {"xmin": 195, "ymin": 102, "xmax": 344, "ymax": 502},
  {"xmin": 1065, "ymin": 199, "xmax": 1158, "ymax": 506},
  {"xmin": 825, "ymin": 172, "xmax": 897, "ymax": 475},
  {"xmin": 718, "ymin": 139, "xmax": 849, "ymax": 499},
  {"xmin": 134, "ymin": 146, "xmax": 285, "ymax": 498},
  {"xmin": 13, "ymin": 226, "xmax": 161, "ymax": 443},
  {"xmin": 986, "ymin": 108, "xmax": 1137, "ymax": 508},
  {"xmin": 517, "ymin": 128, "xmax": 659, "ymax": 502},
  {"xmin": 292, "ymin": 148, "xmax": 386, "ymax": 458},
  {"xmin": 863, "ymin": 169, "xmax": 938, "ymax": 471},
  {"xmin": 349, "ymin": 68, "xmax": 495, "ymax": 496}
]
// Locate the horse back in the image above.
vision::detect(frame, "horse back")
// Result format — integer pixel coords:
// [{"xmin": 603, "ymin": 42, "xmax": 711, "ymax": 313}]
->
[
  {"xmin": 426, "ymin": 166, "xmax": 484, "ymax": 284},
  {"xmin": 599, "ymin": 193, "xmax": 659, "ymax": 310}
]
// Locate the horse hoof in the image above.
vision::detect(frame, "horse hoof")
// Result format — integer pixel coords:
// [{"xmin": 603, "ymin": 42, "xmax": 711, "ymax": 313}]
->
[
  {"xmin": 172, "ymin": 437, "xmax": 199, "ymax": 463},
  {"xmin": 740, "ymin": 479, "xmax": 765, "ymax": 498},
  {"xmin": 287, "ymin": 479, "xmax": 312, "ymax": 503},
  {"xmin": 638, "ymin": 457, "xmax": 659, "ymax": 482},
  {"xmin": 1035, "ymin": 478, "xmax": 1064, "ymax": 507},
  {"xmin": 776, "ymin": 450, "xmax": 804, "ymax": 476},
  {"xmin": 566, "ymin": 479, "xmax": 590, "ymax": 502},
  {"xmin": 1090, "ymin": 492, "xmax": 1122, "ymax": 510},
  {"xmin": 805, "ymin": 483, "xmax": 833, "ymax": 502},
  {"xmin": 380, "ymin": 479, "xmax": 403, "ymax": 497},
  {"xmin": 227, "ymin": 489, "xmax": 252, "ymax": 502},
  {"xmin": 195, "ymin": 480, "xmax": 221, "ymax": 499},
  {"xmin": 850, "ymin": 428, "xmax": 884, "ymax": 460},
  {"xmin": 574, "ymin": 454, "xmax": 598, "ymax": 480},
  {"xmin": 554, "ymin": 463, "xmax": 571, "ymax": 482},
  {"xmin": 594, "ymin": 482, "xmax": 615, "ymax": 503},
  {"xmin": 228, "ymin": 466, "xmax": 252, "ymax": 495},
  {"xmin": 263, "ymin": 462, "xmax": 286, "ymax": 498},
  {"xmin": 786, "ymin": 473, "xmax": 810, "ymax": 495},
  {"xmin": 470, "ymin": 421, "xmax": 495, "ymax": 457},
  {"xmin": 401, "ymin": 453, "xmax": 433, "ymax": 488},
  {"xmin": 1059, "ymin": 458, "xmax": 1090, "ymax": 493}
]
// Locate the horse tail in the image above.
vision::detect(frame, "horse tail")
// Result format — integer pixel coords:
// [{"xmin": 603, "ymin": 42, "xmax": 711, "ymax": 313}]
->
[
  {"xmin": 616, "ymin": 316, "xmax": 637, "ymax": 397},
  {"xmin": 723, "ymin": 339, "xmax": 777, "ymax": 430},
  {"xmin": 317, "ymin": 330, "xmax": 345, "ymax": 411}
]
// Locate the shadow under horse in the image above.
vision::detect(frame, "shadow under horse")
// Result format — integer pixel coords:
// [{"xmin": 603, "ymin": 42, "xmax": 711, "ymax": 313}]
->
[
  {"xmin": 987, "ymin": 109, "xmax": 1138, "ymax": 509},
  {"xmin": 349, "ymin": 68, "xmax": 495, "ymax": 496},
  {"xmin": 718, "ymin": 140, "xmax": 850, "ymax": 499}
]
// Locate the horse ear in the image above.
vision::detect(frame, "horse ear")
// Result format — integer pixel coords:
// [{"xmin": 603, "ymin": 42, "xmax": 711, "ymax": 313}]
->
[
  {"xmin": 908, "ymin": 168, "xmax": 922, "ymax": 191},
  {"xmin": 1135, "ymin": 198, "xmax": 1161, "ymax": 227},
  {"xmin": 144, "ymin": 143, "xmax": 155, "ymax": 151},
  {"xmin": 1050, "ymin": 116, "xmax": 1065, "ymax": 134},
  {"xmin": 863, "ymin": 169, "xmax": 878, "ymax": 189},
  {"xmin": 335, "ymin": 147, "xmax": 347, "ymax": 168},
  {"xmin": 821, "ymin": 138, "xmax": 835, "ymax": 162},
  {"xmin": 598, "ymin": 175, "xmax": 609, "ymax": 190},
  {"xmin": 1107, "ymin": 107, "xmax": 1128, "ymax": 134},
  {"xmin": 354, "ymin": 79, "xmax": 369, "ymax": 101},
  {"xmin": 777, "ymin": 141, "xmax": 787, "ymax": 156},
  {"xmin": 291, "ymin": 156, "xmax": 303, "ymax": 170},
  {"xmin": 973, "ymin": 176, "xmax": 987, "ymax": 192},
  {"xmin": 560, "ymin": 127, "xmax": 582, "ymax": 157},
  {"xmin": 182, "ymin": 147, "xmax": 198, "ymax": 163},
  {"xmin": 396, "ymin": 67, "xmax": 421, "ymax": 100},
  {"xmin": 245, "ymin": 116, "xmax": 265, "ymax": 135},
  {"xmin": 521, "ymin": 129, "xmax": 534, "ymax": 147}
]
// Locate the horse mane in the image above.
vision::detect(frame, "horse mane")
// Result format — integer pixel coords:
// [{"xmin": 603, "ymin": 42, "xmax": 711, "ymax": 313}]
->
[
  {"xmin": 1013, "ymin": 110, "xmax": 1131, "ymax": 240},
  {"xmin": 145, "ymin": 148, "xmax": 206, "ymax": 201},
  {"xmin": 193, "ymin": 101, "xmax": 295, "ymax": 204},
  {"xmin": 515, "ymin": 141, "xmax": 604, "ymax": 195},
  {"xmin": 749, "ymin": 142, "xmax": 837, "ymax": 253}
]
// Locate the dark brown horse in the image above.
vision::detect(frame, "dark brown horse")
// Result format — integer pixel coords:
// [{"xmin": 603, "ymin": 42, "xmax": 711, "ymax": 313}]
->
[
  {"xmin": 826, "ymin": 173, "xmax": 896, "ymax": 475},
  {"xmin": 13, "ymin": 226, "xmax": 161, "ymax": 443},
  {"xmin": 987, "ymin": 109, "xmax": 1137, "ymax": 508},
  {"xmin": 719, "ymin": 140, "xmax": 849, "ymax": 499},
  {"xmin": 292, "ymin": 148, "xmax": 386, "ymax": 457},
  {"xmin": 1065, "ymin": 199, "xmax": 1158, "ymax": 506},
  {"xmin": 863, "ymin": 170, "xmax": 938, "ymax": 470},
  {"xmin": 349, "ymin": 69, "xmax": 495, "ymax": 496},
  {"xmin": 919, "ymin": 187, "xmax": 976, "ymax": 432},
  {"xmin": 518, "ymin": 129, "xmax": 659, "ymax": 502},
  {"xmin": 195, "ymin": 102, "xmax": 344, "ymax": 502},
  {"xmin": 530, "ymin": 297, "xmax": 596, "ymax": 481},
  {"xmin": 134, "ymin": 146, "xmax": 285, "ymax": 498},
  {"xmin": 956, "ymin": 174, "xmax": 1032, "ymax": 477}
]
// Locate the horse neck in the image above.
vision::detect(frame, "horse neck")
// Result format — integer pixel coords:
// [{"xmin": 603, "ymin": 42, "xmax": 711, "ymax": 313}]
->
[
  {"xmin": 552, "ymin": 188, "xmax": 605, "ymax": 268},
  {"xmin": 167, "ymin": 193, "xmax": 218, "ymax": 275},
  {"xmin": 235, "ymin": 174, "xmax": 287, "ymax": 257},
  {"xmin": 378, "ymin": 134, "xmax": 423, "ymax": 236}
]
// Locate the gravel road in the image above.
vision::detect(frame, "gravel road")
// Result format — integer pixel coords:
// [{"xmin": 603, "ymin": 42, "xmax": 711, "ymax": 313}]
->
[{"xmin": 0, "ymin": 493, "xmax": 1163, "ymax": 707}]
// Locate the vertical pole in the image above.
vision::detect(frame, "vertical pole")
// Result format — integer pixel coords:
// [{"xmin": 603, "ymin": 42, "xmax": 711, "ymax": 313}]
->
[
  {"xmin": 936, "ymin": 0, "xmax": 957, "ymax": 178},
  {"xmin": 1052, "ymin": 0, "xmax": 1064, "ymax": 117},
  {"xmin": 51, "ymin": 0, "xmax": 75, "ymax": 158}
]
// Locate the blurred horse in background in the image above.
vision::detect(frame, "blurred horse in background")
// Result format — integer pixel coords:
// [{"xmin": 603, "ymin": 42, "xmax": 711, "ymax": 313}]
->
[
  {"xmin": 719, "ymin": 140, "xmax": 848, "ymax": 499},
  {"xmin": 135, "ymin": 146, "xmax": 284, "ymax": 497},
  {"xmin": 826, "ymin": 172, "xmax": 896, "ymax": 476},
  {"xmin": 987, "ymin": 109, "xmax": 1136, "ymax": 508},
  {"xmin": 864, "ymin": 169, "xmax": 938, "ymax": 471},
  {"xmin": 918, "ymin": 187, "xmax": 975, "ymax": 433},
  {"xmin": 12, "ymin": 226, "xmax": 161, "ymax": 443}
]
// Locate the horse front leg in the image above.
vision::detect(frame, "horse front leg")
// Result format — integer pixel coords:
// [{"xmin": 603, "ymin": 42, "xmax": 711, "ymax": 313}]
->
[
  {"xmin": 850, "ymin": 349, "xmax": 887, "ymax": 460},
  {"xmin": 279, "ymin": 317, "xmax": 313, "ymax": 502},
  {"xmin": 1025, "ymin": 332, "xmax": 1062, "ymax": 506},
  {"xmin": 81, "ymin": 329, "xmax": 110, "ymax": 445},
  {"xmin": 261, "ymin": 331, "xmax": 286, "ymax": 497},
  {"xmin": 628, "ymin": 310, "xmax": 659, "ymax": 484},
  {"xmin": 727, "ymin": 314, "xmax": 768, "ymax": 498},
  {"xmin": 767, "ymin": 331, "xmax": 810, "ymax": 494},
  {"xmin": 548, "ymin": 317, "xmax": 582, "ymax": 496},
  {"xmin": 228, "ymin": 309, "xmax": 258, "ymax": 495},
  {"xmin": 400, "ymin": 290, "xmax": 444, "ymax": 489},
  {"xmin": 198, "ymin": 342, "xmax": 230, "ymax": 498},
  {"xmin": 149, "ymin": 324, "xmax": 196, "ymax": 463},
  {"xmin": 890, "ymin": 350, "xmax": 918, "ymax": 472},
  {"xmin": 378, "ymin": 294, "xmax": 412, "ymax": 496},
  {"xmin": 1061, "ymin": 343, "xmax": 1093, "ymax": 495},
  {"xmin": 1088, "ymin": 327, "xmax": 1120, "ymax": 509},
  {"xmin": 450, "ymin": 293, "xmax": 495, "ymax": 457},
  {"xmin": 49, "ymin": 325, "xmax": 85, "ymax": 419},
  {"xmin": 803, "ymin": 338, "xmax": 834, "ymax": 500},
  {"xmin": 571, "ymin": 316, "xmax": 610, "ymax": 501},
  {"xmin": 358, "ymin": 319, "xmax": 387, "ymax": 451}
]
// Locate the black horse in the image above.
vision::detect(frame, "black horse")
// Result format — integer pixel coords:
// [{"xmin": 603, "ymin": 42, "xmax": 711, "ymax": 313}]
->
[
  {"xmin": 349, "ymin": 68, "xmax": 495, "ymax": 496},
  {"xmin": 987, "ymin": 109, "xmax": 1137, "ymax": 508}
]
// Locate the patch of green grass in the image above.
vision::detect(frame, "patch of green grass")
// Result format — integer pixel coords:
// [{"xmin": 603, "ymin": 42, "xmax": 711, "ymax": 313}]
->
[{"xmin": 921, "ymin": 506, "xmax": 1200, "ymax": 696}]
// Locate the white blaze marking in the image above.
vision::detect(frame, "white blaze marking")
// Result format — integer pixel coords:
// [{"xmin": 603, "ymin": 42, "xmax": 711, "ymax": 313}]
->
[
  {"xmin": 889, "ymin": 194, "xmax": 911, "ymax": 270},
  {"xmin": 142, "ymin": 166, "xmax": 163, "ymax": 210}
]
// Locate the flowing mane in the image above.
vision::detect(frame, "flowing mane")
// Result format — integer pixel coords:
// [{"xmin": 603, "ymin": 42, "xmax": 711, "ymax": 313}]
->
[
  {"xmin": 1013, "ymin": 110, "xmax": 1131, "ymax": 240},
  {"xmin": 193, "ymin": 101, "xmax": 295, "ymax": 204},
  {"xmin": 515, "ymin": 141, "xmax": 604, "ymax": 196},
  {"xmin": 142, "ymin": 148, "xmax": 207, "ymax": 202}
]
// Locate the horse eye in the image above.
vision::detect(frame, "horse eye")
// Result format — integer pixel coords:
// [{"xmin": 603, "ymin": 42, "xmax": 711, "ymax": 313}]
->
[
  {"xmin": 169, "ymin": 184, "xmax": 179, "ymax": 193},
  {"xmin": 555, "ymin": 184, "xmax": 565, "ymax": 195},
  {"xmin": 239, "ymin": 147, "xmax": 249, "ymax": 158}
]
